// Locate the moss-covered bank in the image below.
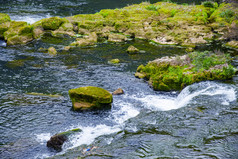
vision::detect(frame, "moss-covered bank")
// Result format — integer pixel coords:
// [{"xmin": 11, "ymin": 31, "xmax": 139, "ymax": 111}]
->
[
  {"xmin": 135, "ymin": 51, "xmax": 236, "ymax": 91},
  {"xmin": 0, "ymin": 1, "xmax": 237, "ymax": 47}
]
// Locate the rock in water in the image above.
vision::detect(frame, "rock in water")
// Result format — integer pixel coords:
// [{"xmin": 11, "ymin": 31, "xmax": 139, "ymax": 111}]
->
[
  {"xmin": 112, "ymin": 88, "xmax": 124, "ymax": 95},
  {"xmin": 48, "ymin": 47, "xmax": 57, "ymax": 55},
  {"xmin": 47, "ymin": 128, "xmax": 81, "ymax": 151},
  {"xmin": 69, "ymin": 86, "xmax": 113, "ymax": 111},
  {"xmin": 127, "ymin": 45, "xmax": 139, "ymax": 54},
  {"xmin": 47, "ymin": 134, "xmax": 67, "ymax": 151}
]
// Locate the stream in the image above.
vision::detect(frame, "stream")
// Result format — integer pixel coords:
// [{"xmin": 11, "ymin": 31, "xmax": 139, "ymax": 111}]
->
[{"xmin": 0, "ymin": 0, "xmax": 238, "ymax": 159}]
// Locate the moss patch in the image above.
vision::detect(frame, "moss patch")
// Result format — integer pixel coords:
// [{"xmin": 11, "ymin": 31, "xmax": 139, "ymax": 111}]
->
[
  {"xmin": 136, "ymin": 51, "xmax": 236, "ymax": 91},
  {"xmin": 69, "ymin": 86, "xmax": 113, "ymax": 110}
]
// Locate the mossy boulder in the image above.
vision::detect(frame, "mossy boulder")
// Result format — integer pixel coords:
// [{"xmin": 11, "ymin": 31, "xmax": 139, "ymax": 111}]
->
[
  {"xmin": 3, "ymin": 22, "xmax": 33, "ymax": 45},
  {"xmin": 225, "ymin": 40, "xmax": 238, "ymax": 49},
  {"xmin": 33, "ymin": 17, "xmax": 66, "ymax": 30},
  {"xmin": 136, "ymin": 51, "xmax": 236, "ymax": 91},
  {"xmin": 47, "ymin": 128, "xmax": 81, "ymax": 151},
  {"xmin": 109, "ymin": 59, "xmax": 120, "ymax": 64},
  {"xmin": 69, "ymin": 86, "xmax": 113, "ymax": 111},
  {"xmin": 127, "ymin": 45, "xmax": 139, "ymax": 54},
  {"xmin": 0, "ymin": 13, "xmax": 11, "ymax": 24},
  {"xmin": 48, "ymin": 47, "xmax": 57, "ymax": 55}
]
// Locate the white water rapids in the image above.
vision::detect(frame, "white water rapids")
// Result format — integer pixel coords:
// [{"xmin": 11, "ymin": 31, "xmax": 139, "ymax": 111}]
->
[{"xmin": 35, "ymin": 81, "xmax": 237, "ymax": 158}]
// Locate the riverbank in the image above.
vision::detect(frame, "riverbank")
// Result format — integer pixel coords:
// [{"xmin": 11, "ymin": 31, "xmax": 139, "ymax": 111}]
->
[{"xmin": 0, "ymin": 1, "xmax": 238, "ymax": 49}]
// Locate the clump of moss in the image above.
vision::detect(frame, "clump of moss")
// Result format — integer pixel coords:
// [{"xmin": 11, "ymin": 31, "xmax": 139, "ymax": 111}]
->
[{"xmin": 136, "ymin": 51, "xmax": 236, "ymax": 91}]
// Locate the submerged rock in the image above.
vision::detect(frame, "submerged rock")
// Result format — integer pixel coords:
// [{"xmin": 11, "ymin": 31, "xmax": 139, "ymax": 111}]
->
[
  {"xmin": 47, "ymin": 128, "xmax": 81, "ymax": 151},
  {"xmin": 136, "ymin": 51, "xmax": 237, "ymax": 91},
  {"xmin": 69, "ymin": 86, "xmax": 113, "ymax": 111},
  {"xmin": 127, "ymin": 45, "xmax": 139, "ymax": 54}
]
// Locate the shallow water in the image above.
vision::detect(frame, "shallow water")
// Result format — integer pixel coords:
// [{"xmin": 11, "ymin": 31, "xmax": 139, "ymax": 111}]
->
[{"xmin": 0, "ymin": 0, "xmax": 238, "ymax": 159}]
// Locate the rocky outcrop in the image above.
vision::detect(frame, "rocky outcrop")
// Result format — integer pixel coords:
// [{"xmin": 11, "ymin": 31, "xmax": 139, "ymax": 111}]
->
[
  {"xmin": 47, "ymin": 128, "xmax": 81, "ymax": 151},
  {"xmin": 136, "ymin": 51, "xmax": 236, "ymax": 91},
  {"xmin": 0, "ymin": 1, "xmax": 237, "ymax": 46},
  {"xmin": 69, "ymin": 86, "xmax": 113, "ymax": 111},
  {"xmin": 70, "ymin": 32, "xmax": 97, "ymax": 47}
]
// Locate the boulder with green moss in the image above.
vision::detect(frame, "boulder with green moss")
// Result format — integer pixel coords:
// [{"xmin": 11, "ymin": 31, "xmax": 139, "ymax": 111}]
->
[
  {"xmin": 48, "ymin": 47, "xmax": 57, "ymax": 55},
  {"xmin": 136, "ymin": 51, "xmax": 236, "ymax": 91},
  {"xmin": 127, "ymin": 45, "xmax": 139, "ymax": 54},
  {"xmin": 225, "ymin": 40, "xmax": 238, "ymax": 49},
  {"xmin": 0, "ymin": 13, "xmax": 11, "ymax": 24},
  {"xmin": 47, "ymin": 128, "xmax": 81, "ymax": 151},
  {"xmin": 109, "ymin": 59, "xmax": 120, "ymax": 64},
  {"xmin": 69, "ymin": 86, "xmax": 113, "ymax": 110},
  {"xmin": 3, "ymin": 21, "xmax": 33, "ymax": 45}
]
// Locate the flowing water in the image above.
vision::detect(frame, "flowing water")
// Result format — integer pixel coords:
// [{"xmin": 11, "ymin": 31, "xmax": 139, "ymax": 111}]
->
[{"xmin": 0, "ymin": 0, "xmax": 238, "ymax": 159}]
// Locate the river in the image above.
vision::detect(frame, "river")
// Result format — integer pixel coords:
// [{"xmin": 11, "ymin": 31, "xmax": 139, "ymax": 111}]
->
[{"xmin": 0, "ymin": 0, "xmax": 237, "ymax": 159}]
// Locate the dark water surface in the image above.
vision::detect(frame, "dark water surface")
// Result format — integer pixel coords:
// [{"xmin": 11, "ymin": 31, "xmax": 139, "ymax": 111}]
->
[{"xmin": 0, "ymin": 0, "xmax": 238, "ymax": 159}]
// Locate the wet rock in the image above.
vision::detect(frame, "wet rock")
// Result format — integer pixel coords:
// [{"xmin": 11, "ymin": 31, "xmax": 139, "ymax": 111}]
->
[
  {"xmin": 0, "ymin": 13, "xmax": 11, "ymax": 24},
  {"xmin": 47, "ymin": 128, "xmax": 81, "ymax": 151},
  {"xmin": 33, "ymin": 26, "xmax": 44, "ymax": 39},
  {"xmin": 41, "ymin": 17, "xmax": 66, "ymax": 30},
  {"xmin": 70, "ymin": 32, "xmax": 97, "ymax": 47},
  {"xmin": 112, "ymin": 88, "xmax": 124, "ymax": 95},
  {"xmin": 109, "ymin": 59, "xmax": 120, "ymax": 64},
  {"xmin": 3, "ymin": 22, "xmax": 33, "ymax": 45},
  {"xmin": 0, "ymin": 22, "xmax": 10, "ymax": 38},
  {"xmin": 48, "ymin": 47, "xmax": 57, "ymax": 55},
  {"xmin": 69, "ymin": 86, "xmax": 113, "ymax": 111},
  {"xmin": 64, "ymin": 46, "xmax": 71, "ymax": 51},
  {"xmin": 225, "ymin": 40, "xmax": 238, "ymax": 49},
  {"xmin": 47, "ymin": 134, "xmax": 67, "ymax": 151},
  {"xmin": 126, "ymin": 45, "xmax": 139, "ymax": 54},
  {"xmin": 136, "ymin": 51, "xmax": 236, "ymax": 91},
  {"xmin": 108, "ymin": 33, "xmax": 127, "ymax": 43}
]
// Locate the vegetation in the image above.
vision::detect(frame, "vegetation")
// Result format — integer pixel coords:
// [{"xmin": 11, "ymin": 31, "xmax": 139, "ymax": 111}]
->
[{"xmin": 136, "ymin": 51, "xmax": 236, "ymax": 91}]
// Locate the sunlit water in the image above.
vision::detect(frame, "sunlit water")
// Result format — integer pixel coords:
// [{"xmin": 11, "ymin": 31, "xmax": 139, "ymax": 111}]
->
[{"xmin": 0, "ymin": 0, "xmax": 238, "ymax": 159}]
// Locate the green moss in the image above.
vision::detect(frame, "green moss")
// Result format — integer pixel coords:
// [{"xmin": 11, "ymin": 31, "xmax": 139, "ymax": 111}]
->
[
  {"xmin": 136, "ymin": 51, "xmax": 236, "ymax": 91},
  {"xmin": 109, "ymin": 59, "xmax": 120, "ymax": 64},
  {"xmin": 41, "ymin": 17, "xmax": 65, "ymax": 30},
  {"xmin": 0, "ymin": 13, "xmax": 11, "ymax": 24},
  {"xmin": 69, "ymin": 86, "xmax": 113, "ymax": 110}
]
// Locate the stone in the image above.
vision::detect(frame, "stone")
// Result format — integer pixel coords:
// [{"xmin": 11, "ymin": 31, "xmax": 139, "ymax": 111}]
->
[
  {"xmin": 112, "ymin": 88, "xmax": 124, "ymax": 95},
  {"xmin": 69, "ymin": 86, "xmax": 113, "ymax": 111},
  {"xmin": 70, "ymin": 32, "xmax": 97, "ymax": 47},
  {"xmin": 109, "ymin": 59, "xmax": 120, "ymax": 64},
  {"xmin": 48, "ymin": 47, "xmax": 57, "ymax": 55},
  {"xmin": 136, "ymin": 51, "xmax": 236, "ymax": 91},
  {"xmin": 108, "ymin": 33, "xmax": 127, "ymax": 42},
  {"xmin": 33, "ymin": 26, "xmax": 44, "ymax": 39},
  {"xmin": 64, "ymin": 46, "xmax": 71, "ymax": 51},
  {"xmin": 47, "ymin": 128, "xmax": 81, "ymax": 151},
  {"xmin": 41, "ymin": 17, "xmax": 65, "ymax": 30},
  {"xmin": 225, "ymin": 40, "xmax": 238, "ymax": 49},
  {"xmin": 126, "ymin": 45, "xmax": 139, "ymax": 54},
  {"xmin": 0, "ymin": 13, "xmax": 11, "ymax": 24}
]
